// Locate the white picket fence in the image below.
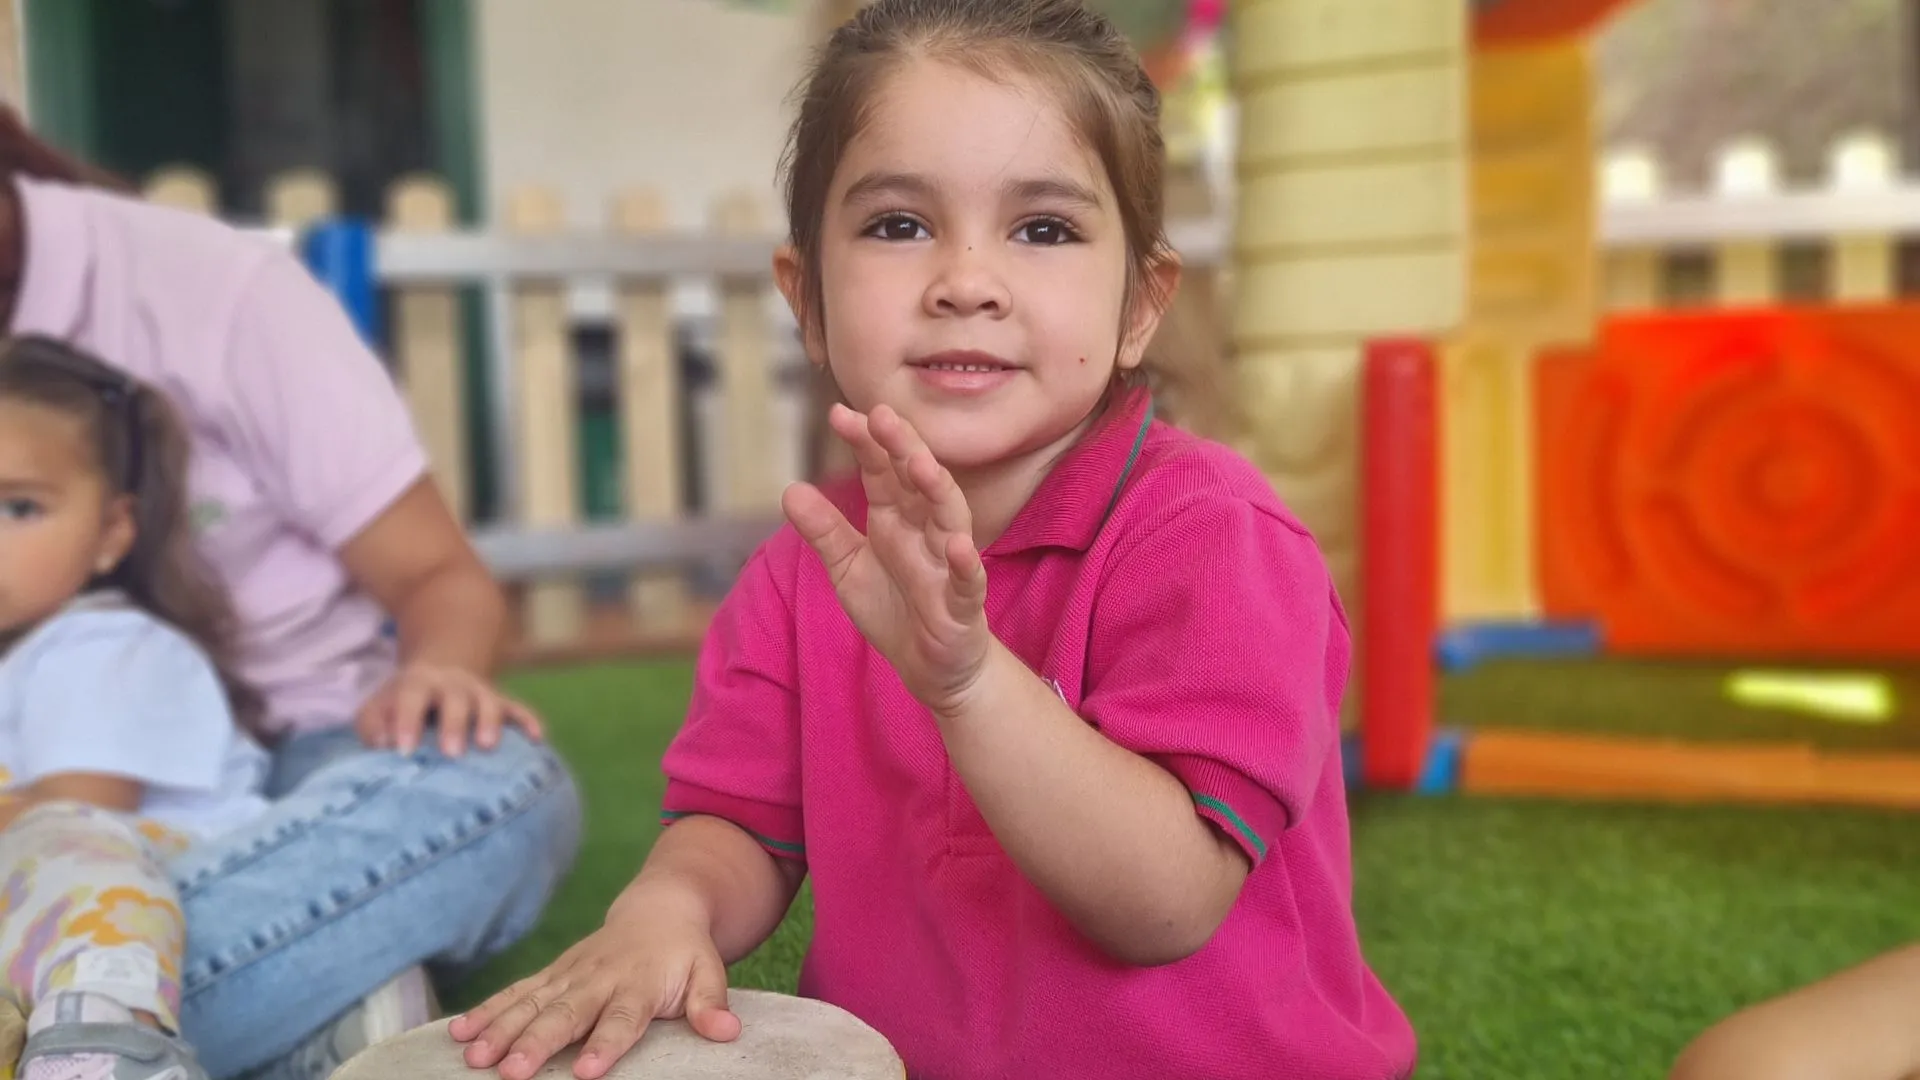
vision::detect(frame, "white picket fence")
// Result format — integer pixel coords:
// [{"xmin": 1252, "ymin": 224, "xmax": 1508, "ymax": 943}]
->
[
  {"xmin": 136, "ymin": 129, "xmax": 1918, "ymax": 657},
  {"xmin": 1600, "ymin": 131, "xmax": 1917, "ymax": 308}
]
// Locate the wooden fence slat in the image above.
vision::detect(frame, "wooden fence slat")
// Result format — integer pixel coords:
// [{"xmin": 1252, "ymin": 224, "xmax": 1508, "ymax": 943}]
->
[
  {"xmin": 714, "ymin": 193, "xmax": 778, "ymax": 515},
  {"xmin": 266, "ymin": 168, "xmax": 338, "ymax": 232},
  {"xmin": 1712, "ymin": 139, "xmax": 1781, "ymax": 306},
  {"xmin": 145, "ymin": 167, "xmax": 217, "ymax": 215},
  {"xmin": 614, "ymin": 188, "xmax": 690, "ymax": 628},
  {"xmin": 1828, "ymin": 133, "xmax": 1898, "ymax": 302},
  {"xmin": 387, "ymin": 175, "xmax": 471, "ymax": 525},
  {"xmin": 507, "ymin": 186, "xmax": 585, "ymax": 644},
  {"xmin": 1600, "ymin": 148, "xmax": 1661, "ymax": 311}
]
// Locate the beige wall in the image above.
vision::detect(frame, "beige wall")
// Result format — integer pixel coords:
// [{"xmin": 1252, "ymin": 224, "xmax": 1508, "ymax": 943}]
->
[{"xmin": 475, "ymin": 0, "xmax": 810, "ymax": 231}]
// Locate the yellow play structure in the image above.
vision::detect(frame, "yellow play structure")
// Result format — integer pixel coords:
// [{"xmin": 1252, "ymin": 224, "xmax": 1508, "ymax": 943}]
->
[{"xmin": 101, "ymin": 0, "xmax": 1920, "ymax": 803}]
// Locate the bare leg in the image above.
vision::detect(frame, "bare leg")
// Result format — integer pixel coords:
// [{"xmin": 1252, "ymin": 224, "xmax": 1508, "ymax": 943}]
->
[{"xmin": 1671, "ymin": 943, "xmax": 1920, "ymax": 1080}]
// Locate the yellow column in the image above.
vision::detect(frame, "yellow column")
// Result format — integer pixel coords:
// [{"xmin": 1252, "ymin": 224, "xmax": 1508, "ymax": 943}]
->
[
  {"xmin": 1445, "ymin": 40, "xmax": 1597, "ymax": 620},
  {"xmin": 1228, "ymin": 0, "xmax": 1468, "ymax": 723}
]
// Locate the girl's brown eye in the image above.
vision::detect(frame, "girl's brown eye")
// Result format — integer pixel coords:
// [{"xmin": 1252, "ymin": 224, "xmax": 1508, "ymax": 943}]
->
[
  {"xmin": 1020, "ymin": 219, "xmax": 1076, "ymax": 245},
  {"xmin": 868, "ymin": 215, "xmax": 927, "ymax": 241}
]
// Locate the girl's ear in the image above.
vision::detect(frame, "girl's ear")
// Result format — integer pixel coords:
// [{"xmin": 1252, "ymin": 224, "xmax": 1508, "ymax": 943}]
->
[
  {"xmin": 94, "ymin": 494, "xmax": 136, "ymax": 577},
  {"xmin": 1117, "ymin": 253, "xmax": 1183, "ymax": 372},
  {"xmin": 774, "ymin": 244, "xmax": 828, "ymax": 368}
]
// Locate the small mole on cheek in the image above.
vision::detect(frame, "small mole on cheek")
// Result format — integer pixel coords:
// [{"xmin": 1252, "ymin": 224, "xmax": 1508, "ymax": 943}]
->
[{"xmin": 1079, "ymin": 356, "xmax": 1087, "ymax": 364}]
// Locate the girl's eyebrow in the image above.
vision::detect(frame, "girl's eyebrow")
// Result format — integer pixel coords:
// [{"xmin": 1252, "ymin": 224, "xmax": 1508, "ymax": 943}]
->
[
  {"xmin": 1007, "ymin": 176, "xmax": 1104, "ymax": 212},
  {"xmin": 842, "ymin": 170, "xmax": 937, "ymax": 207},
  {"xmin": 840, "ymin": 171, "xmax": 1105, "ymax": 212}
]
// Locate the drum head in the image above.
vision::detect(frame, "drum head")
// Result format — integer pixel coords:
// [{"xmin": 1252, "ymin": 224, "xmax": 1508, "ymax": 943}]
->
[{"xmin": 331, "ymin": 988, "xmax": 906, "ymax": 1080}]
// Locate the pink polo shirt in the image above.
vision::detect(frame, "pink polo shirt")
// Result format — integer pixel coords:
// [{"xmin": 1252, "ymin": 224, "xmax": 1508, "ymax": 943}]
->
[
  {"xmin": 10, "ymin": 175, "xmax": 426, "ymax": 735},
  {"xmin": 662, "ymin": 390, "xmax": 1415, "ymax": 1080}
]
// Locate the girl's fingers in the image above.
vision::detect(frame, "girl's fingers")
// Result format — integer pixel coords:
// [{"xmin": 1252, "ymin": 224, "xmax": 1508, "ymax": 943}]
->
[
  {"xmin": 867, "ymin": 406, "xmax": 922, "ymax": 487},
  {"xmin": 829, "ymin": 406, "xmax": 899, "ymax": 503},
  {"xmin": 869, "ymin": 405, "xmax": 972, "ymax": 540},
  {"xmin": 944, "ymin": 532, "xmax": 988, "ymax": 619},
  {"xmin": 904, "ymin": 449, "xmax": 972, "ymax": 539},
  {"xmin": 783, "ymin": 481, "xmax": 868, "ymax": 582},
  {"xmin": 864, "ymin": 407, "xmax": 938, "ymax": 530}
]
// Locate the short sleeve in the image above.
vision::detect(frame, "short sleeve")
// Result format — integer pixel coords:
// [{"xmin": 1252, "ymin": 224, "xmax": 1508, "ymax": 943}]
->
[
  {"xmin": 13, "ymin": 610, "xmax": 238, "ymax": 794},
  {"xmin": 659, "ymin": 539, "xmax": 806, "ymax": 862},
  {"xmin": 1081, "ymin": 497, "xmax": 1349, "ymax": 867},
  {"xmin": 221, "ymin": 252, "xmax": 430, "ymax": 550}
]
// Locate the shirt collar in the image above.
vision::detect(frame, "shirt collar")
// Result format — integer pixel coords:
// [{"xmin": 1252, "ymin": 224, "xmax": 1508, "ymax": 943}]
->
[{"xmin": 988, "ymin": 386, "xmax": 1155, "ymax": 556}]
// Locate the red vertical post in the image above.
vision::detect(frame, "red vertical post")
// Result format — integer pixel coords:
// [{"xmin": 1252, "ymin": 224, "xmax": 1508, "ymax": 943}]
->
[{"xmin": 1361, "ymin": 339, "xmax": 1439, "ymax": 788}]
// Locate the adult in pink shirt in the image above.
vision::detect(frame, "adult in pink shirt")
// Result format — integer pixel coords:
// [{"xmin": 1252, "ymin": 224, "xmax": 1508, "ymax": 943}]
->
[
  {"xmin": 455, "ymin": 2, "xmax": 1411, "ymax": 1078},
  {"xmin": 0, "ymin": 113, "xmax": 582, "ymax": 1080}
]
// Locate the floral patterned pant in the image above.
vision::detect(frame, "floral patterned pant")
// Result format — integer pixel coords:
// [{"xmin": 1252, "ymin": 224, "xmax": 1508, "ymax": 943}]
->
[{"xmin": 0, "ymin": 802, "xmax": 186, "ymax": 1033}]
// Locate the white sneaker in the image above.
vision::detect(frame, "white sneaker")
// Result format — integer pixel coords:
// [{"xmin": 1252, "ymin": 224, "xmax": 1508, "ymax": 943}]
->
[{"xmin": 276, "ymin": 968, "xmax": 439, "ymax": 1080}]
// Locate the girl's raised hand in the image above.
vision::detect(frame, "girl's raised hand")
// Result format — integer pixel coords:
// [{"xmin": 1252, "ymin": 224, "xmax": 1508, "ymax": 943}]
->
[{"xmin": 781, "ymin": 403, "xmax": 991, "ymax": 718}]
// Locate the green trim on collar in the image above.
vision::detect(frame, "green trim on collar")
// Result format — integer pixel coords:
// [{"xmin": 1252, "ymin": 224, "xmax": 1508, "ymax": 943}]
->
[{"xmin": 1098, "ymin": 396, "xmax": 1155, "ymax": 528}]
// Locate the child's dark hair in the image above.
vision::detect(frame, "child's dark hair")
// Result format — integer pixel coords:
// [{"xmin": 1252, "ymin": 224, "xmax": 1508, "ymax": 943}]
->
[
  {"xmin": 0, "ymin": 336, "xmax": 265, "ymax": 736},
  {"xmin": 781, "ymin": 0, "xmax": 1179, "ymax": 397}
]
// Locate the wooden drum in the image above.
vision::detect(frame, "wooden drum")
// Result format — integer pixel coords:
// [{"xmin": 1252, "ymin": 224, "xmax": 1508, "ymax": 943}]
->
[{"xmin": 331, "ymin": 989, "xmax": 907, "ymax": 1080}]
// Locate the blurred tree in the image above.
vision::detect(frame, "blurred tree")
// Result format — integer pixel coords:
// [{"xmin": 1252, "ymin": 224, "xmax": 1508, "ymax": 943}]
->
[{"xmin": 1595, "ymin": 0, "xmax": 1902, "ymax": 186}]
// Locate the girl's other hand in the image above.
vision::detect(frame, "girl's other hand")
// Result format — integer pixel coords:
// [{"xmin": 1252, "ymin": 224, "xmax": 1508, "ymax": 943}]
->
[
  {"xmin": 781, "ymin": 403, "xmax": 992, "ymax": 719},
  {"xmin": 448, "ymin": 893, "xmax": 739, "ymax": 1080},
  {"xmin": 354, "ymin": 661, "xmax": 545, "ymax": 756}
]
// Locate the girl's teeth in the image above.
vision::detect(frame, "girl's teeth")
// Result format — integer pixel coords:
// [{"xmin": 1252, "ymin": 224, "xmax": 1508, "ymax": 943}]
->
[{"xmin": 929, "ymin": 363, "xmax": 997, "ymax": 372}]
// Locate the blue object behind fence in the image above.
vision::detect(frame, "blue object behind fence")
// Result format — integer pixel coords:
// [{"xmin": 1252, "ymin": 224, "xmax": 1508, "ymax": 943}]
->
[
  {"xmin": 301, "ymin": 219, "xmax": 382, "ymax": 345},
  {"xmin": 1435, "ymin": 619, "xmax": 1601, "ymax": 672}
]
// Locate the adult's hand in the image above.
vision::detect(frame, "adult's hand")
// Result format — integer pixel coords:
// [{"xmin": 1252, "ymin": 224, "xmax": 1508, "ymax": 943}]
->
[
  {"xmin": 338, "ymin": 478, "xmax": 530, "ymax": 756},
  {"xmin": 354, "ymin": 661, "xmax": 543, "ymax": 756}
]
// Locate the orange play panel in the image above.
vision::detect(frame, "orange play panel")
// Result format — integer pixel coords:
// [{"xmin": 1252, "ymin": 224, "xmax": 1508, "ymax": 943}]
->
[
  {"xmin": 1462, "ymin": 728, "xmax": 1920, "ymax": 810},
  {"xmin": 1472, "ymin": 0, "xmax": 1644, "ymax": 47},
  {"xmin": 1536, "ymin": 306, "xmax": 1920, "ymax": 658}
]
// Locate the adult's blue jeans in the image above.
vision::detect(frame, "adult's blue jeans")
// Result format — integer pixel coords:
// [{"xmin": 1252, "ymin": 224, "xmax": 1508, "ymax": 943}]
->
[{"xmin": 167, "ymin": 725, "xmax": 584, "ymax": 1079}]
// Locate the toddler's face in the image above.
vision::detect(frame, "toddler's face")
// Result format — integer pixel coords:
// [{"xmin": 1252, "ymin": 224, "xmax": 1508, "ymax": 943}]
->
[
  {"xmin": 785, "ymin": 60, "xmax": 1168, "ymax": 477},
  {"xmin": 0, "ymin": 401, "xmax": 131, "ymax": 639}
]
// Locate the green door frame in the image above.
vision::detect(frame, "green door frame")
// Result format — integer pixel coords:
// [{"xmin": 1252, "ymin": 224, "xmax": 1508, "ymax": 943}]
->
[
  {"xmin": 418, "ymin": 0, "xmax": 483, "ymax": 225},
  {"xmin": 23, "ymin": 0, "xmax": 499, "ymax": 521},
  {"xmin": 23, "ymin": 0, "xmax": 100, "ymax": 158},
  {"xmin": 418, "ymin": 0, "xmax": 500, "ymax": 522},
  {"xmin": 24, "ymin": 0, "xmax": 482, "ymax": 215}
]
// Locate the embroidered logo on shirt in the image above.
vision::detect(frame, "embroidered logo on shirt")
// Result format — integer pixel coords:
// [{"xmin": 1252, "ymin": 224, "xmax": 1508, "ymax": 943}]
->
[{"xmin": 190, "ymin": 500, "xmax": 227, "ymax": 533}]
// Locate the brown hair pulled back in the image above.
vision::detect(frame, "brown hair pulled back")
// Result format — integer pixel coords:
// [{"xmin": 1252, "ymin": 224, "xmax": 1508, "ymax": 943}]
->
[
  {"xmin": 780, "ymin": 0, "xmax": 1178, "ymax": 391},
  {"xmin": 0, "ymin": 336, "xmax": 265, "ymax": 737},
  {"xmin": 0, "ymin": 106, "xmax": 134, "ymax": 192}
]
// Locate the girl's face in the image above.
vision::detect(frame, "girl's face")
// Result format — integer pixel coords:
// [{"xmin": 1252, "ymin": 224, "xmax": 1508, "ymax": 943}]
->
[
  {"xmin": 778, "ymin": 60, "xmax": 1176, "ymax": 477},
  {"xmin": 0, "ymin": 400, "xmax": 132, "ymax": 637}
]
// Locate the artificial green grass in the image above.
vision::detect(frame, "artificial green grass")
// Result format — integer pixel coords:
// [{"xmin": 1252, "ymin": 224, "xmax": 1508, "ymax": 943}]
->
[
  {"xmin": 1443, "ymin": 656, "xmax": 1920, "ymax": 750},
  {"xmin": 456, "ymin": 658, "xmax": 1920, "ymax": 1079}
]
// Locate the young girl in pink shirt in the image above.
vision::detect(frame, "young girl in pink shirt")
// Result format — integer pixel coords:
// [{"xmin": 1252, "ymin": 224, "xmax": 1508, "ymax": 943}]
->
[{"xmin": 455, "ymin": 1, "xmax": 1413, "ymax": 1077}]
